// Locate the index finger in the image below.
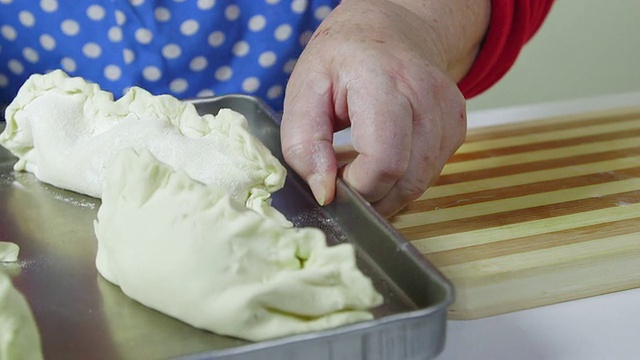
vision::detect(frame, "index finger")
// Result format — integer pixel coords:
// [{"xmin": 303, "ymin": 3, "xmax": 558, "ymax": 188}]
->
[{"xmin": 280, "ymin": 66, "xmax": 338, "ymax": 206}]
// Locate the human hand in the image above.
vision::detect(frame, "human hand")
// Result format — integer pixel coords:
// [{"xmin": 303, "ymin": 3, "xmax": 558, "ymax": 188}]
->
[{"xmin": 280, "ymin": 0, "xmax": 489, "ymax": 217}]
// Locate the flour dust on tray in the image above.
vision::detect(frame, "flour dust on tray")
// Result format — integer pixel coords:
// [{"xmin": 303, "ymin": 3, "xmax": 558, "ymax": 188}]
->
[{"xmin": 94, "ymin": 149, "xmax": 383, "ymax": 341}]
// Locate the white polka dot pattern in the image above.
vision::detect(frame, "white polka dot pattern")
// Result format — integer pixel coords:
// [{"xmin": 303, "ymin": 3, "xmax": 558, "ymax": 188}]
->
[
  {"xmin": 267, "ymin": 85, "xmax": 283, "ymax": 99},
  {"xmin": 143, "ymin": 66, "xmax": 162, "ymax": 81},
  {"xmin": 123, "ymin": 49, "xmax": 135, "ymax": 64},
  {"xmin": 104, "ymin": 64, "xmax": 122, "ymax": 81},
  {"xmin": 208, "ymin": 31, "xmax": 225, "ymax": 47},
  {"xmin": 7, "ymin": 59, "xmax": 23, "ymax": 74},
  {"xmin": 232, "ymin": 41, "xmax": 250, "ymax": 57},
  {"xmin": 299, "ymin": 31, "xmax": 313, "ymax": 46},
  {"xmin": 180, "ymin": 20, "xmax": 199, "ymax": 36},
  {"xmin": 40, "ymin": 0, "xmax": 58, "ymax": 13},
  {"xmin": 274, "ymin": 24, "xmax": 292, "ymax": 41},
  {"xmin": 87, "ymin": 5, "xmax": 106, "ymax": 21},
  {"xmin": 197, "ymin": 0, "xmax": 215, "ymax": 10},
  {"xmin": 18, "ymin": 11, "xmax": 35, "ymax": 27},
  {"xmin": 39, "ymin": 34, "xmax": 56, "ymax": 50},
  {"xmin": 1, "ymin": 25, "xmax": 17, "ymax": 41},
  {"xmin": 225, "ymin": 5, "xmax": 241, "ymax": 21},
  {"xmin": 82, "ymin": 42, "xmax": 102, "ymax": 58},
  {"xmin": 0, "ymin": 0, "xmax": 340, "ymax": 112},
  {"xmin": 162, "ymin": 44, "xmax": 181, "ymax": 59},
  {"xmin": 22, "ymin": 47, "xmax": 39, "ymax": 63},
  {"xmin": 291, "ymin": 0, "xmax": 308, "ymax": 14},
  {"xmin": 314, "ymin": 6, "xmax": 332, "ymax": 20},
  {"xmin": 283, "ymin": 59, "xmax": 297, "ymax": 74},
  {"xmin": 60, "ymin": 20, "xmax": 81, "ymax": 36},
  {"xmin": 169, "ymin": 78, "xmax": 188, "ymax": 93},
  {"xmin": 108, "ymin": 26, "xmax": 123, "ymax": 42},
  {"xmin": 259, "ymin": 51, "xmax": 277, "ymax": 67},
  {"xmin": 189, "ymin": 56, "xmax": 208, "ymax": 71},
  {"xmin": 61, "ymin": 57, "xmax": 76, "ymax": 72},
  {"xmin": 154, "ymin": 7, "xmax": 171, "ymax": 22},
  {"xmin": 214, "ymin": 66, "xmax": 233, "ymax": 81},
  {"xmin": 242, "ymin": 77, "xmax": 260, "ymax": 93},
  {"xmin": 134, "ymin": 28, "xmax": 153, "ymax": 44},
  {"xmin": 115, "ymin": 10, "xmax": 126, "ymax": 25},
  {"xmin": 248, "ymin": 15, "xmax": 267, "ymax": 32},
  {"xmin": 197, "ymin": 88, "xmax": 215, "ymax": 97}
]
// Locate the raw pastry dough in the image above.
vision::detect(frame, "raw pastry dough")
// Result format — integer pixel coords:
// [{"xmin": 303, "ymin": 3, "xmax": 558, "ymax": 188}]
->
[
  {"xmin": 0, "ymin": 70, "xmax": 286, "ymax": 221},
  {"xmin": 0, "ymin": 273, "xmax": 43, "ymax": 360},
  {"xmin": 0, "ymin": 242, "xmax": 19, "ymax": 262},
  {"xmin": 94, "ymin": 149, "xmax": 383, "ymax": 341}
]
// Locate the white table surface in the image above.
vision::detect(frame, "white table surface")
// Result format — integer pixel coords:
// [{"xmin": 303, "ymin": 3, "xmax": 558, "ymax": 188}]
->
[
  {"xmin": 334, "ymin": 92, "xmax": 640, "ymax": 360},
  {"xmin": 439, "ymin": 287, "xmax": 640, "ymax": 360}
]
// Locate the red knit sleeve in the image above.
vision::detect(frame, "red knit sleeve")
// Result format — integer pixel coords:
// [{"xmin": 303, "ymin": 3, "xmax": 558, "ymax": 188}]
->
[{"xmin": 457, "ymin": 0, "xmax": 555, "ymax": 99}]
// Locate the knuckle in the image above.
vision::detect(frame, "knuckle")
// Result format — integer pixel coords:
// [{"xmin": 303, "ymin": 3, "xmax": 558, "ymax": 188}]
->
[
  {"xmin": 376, "ymin": 159, "xmax": 408, "ymax": 184},
  {"xmin": 396, "ymin": 176, "xmax": 430, "ymax": 202},
  {"xmin": 282, "ymin": 141, "xmax": 307, "ymax": 162},
  {"xmin": 282, "ymin": 142, "xmax": 316, "ymax": 176}
]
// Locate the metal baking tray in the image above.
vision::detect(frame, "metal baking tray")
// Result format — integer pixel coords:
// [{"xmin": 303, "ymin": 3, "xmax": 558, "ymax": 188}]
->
[{"xmin": 0, "ymin": 95, "xmax": 454, "ymax": 360}]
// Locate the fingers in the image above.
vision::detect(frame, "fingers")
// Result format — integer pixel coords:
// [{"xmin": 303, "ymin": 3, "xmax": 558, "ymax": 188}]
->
[
  {"xmin": 341, "ymin": 80, "xmax": 413, "ymax": 203},
  {"xmin": 280, "ymin": 66, "xmax": 337, "ymax": 206},
  {"xmin": 372, "ymin": 112, "xmax": 442, "ymax": 217},
  {"xmin": 373, "ymin": 85, "xmax": 467, "ymax": 217}
]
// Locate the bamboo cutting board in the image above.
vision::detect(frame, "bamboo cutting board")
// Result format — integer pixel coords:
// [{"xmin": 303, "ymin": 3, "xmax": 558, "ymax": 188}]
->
[{"xmin": 390, "ymin": 106, "xmax": 640, "ymax": 320}]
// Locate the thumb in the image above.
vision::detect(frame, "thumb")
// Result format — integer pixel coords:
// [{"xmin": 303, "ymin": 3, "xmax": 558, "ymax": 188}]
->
[{"xmin": 280, "ymin": 69, "xmax": 337, "ymax": 206}]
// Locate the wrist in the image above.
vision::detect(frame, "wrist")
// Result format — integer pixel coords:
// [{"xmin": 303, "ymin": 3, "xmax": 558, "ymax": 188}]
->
[{"xmin": 376, "ymin": 0, "xmax": 491, "ymax": 81}]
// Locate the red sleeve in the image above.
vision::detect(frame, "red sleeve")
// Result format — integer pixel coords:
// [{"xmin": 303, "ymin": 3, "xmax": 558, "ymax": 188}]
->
[{"xmin": 457, "ymin": 0, "xmax": 555, "ymax": 99}]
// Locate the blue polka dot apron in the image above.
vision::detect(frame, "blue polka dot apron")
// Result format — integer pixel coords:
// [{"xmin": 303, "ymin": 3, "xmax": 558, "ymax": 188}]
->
[{"xmin": 0, "ymin": 0, "xmax": 340, "ymax": 112}]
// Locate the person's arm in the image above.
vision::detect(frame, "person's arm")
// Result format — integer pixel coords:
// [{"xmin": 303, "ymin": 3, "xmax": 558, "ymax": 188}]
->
[{"xmin": 383, "ymin": 0, "xmax": 491, "ymax": 83}]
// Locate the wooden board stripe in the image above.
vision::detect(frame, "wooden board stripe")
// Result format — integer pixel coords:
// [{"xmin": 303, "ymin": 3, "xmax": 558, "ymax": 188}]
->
[
  {"xmin": 410, "ymin": 202, "xmax": 640, "ymax": 253},
  {"xmin": 441, "ymin": 232, "xmax": 640, "ymax": 278},
  {"xmin": 426, "ymin": 217, "xmax": 640, "ymax": 267},
  {"xmin": 462, "ymin": 106, "xmax": 640, "ymax": 140},
  {"xmin": 441, "ymin": 136, "xmax": 640, "ymax": 175},
  {"xmin": 457, "ymin": 115, "xmax": 640, "ymax": 154},
  {"xmin": 395, "ymin": 178, "xmax": 640, "ymax": 228},
  {"xmin": 450, "ymin": 122, "xmax": 640, "ymax": 162},
  {"xmin": 397, "ymin": 188, "xmax": 640, "ymax": 240},
  {"xmin": 437, "ymin": 145, "xmax": 640, "ymax": 184},
  {"xmin": 418, "ymin": 156, "xmax": 640, "ymax": 200},
  {"xmin": 406, "ymin": 166, "xmax": 640, "ymax": 213}
]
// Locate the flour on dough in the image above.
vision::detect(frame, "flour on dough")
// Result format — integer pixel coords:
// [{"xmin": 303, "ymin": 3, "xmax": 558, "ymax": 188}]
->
[
  {"xmin": 0, "ymin": 273, "xmax": 44, "ymax": 360},
  {"xmin": 0, "ymin": 242, "xmax": 19, "ymax": 263},
  {"xmin": 94, "ymin": 149, "xmax": 383, "ymax": 342},
  {"xmin": 0, "ymin": 70, "xmax": 287, "ymax": 222}
]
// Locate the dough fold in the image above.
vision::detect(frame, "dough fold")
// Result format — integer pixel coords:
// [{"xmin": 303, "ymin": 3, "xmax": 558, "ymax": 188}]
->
[
  {"xmin": 94, "ymin": 149, "xmax": 383, "ymax": 341},
  {"xmin": 0, "ymin": 242, "xmax": 19, "ymax": 262},
  {"xmin": 0, "ymin": 273, "xmax": 43, "ymax": 360},
  {"xmin": 0, "ymin": 70, "xmax": 286, "ymax": 221}
]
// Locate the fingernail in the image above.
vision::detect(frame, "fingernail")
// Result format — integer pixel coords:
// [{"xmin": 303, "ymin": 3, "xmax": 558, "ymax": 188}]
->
[{"xmin": 308, "ymin": 174, "xmax": 326, "ymax": 206}]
